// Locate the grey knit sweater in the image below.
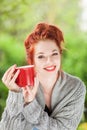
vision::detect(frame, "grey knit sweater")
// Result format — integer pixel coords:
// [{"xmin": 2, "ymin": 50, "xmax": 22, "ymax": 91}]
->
[{"xmin": 0, "ymin": 71, "xmax": 86, "ymax": 130}]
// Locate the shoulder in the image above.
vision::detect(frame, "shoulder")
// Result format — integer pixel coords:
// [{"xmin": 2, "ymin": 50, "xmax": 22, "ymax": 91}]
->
[
  {"xmin": 61, "ymin": 71, "xmax": 86, "ymax": 95},
  {"xmin": 62, "ymin": 71, "xmax": 85, "ymax": 86},
  {"xmin": 63, "ymin": 71, "xmax": 82, "ymax": 82}
]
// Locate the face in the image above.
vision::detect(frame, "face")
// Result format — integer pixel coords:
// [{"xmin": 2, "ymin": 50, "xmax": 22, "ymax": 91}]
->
[{"xmin": 34, "ymin": 39, "xmax": 61, "ymax": 78}]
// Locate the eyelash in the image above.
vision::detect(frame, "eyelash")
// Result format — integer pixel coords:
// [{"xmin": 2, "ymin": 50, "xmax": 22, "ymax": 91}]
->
[
  {"xmin": 37, "ymin": 53, "xmax": 58, "ymax": 59},
  {"xmin": 38, "ymin": 55, "xmax": 44, "ymax": 59},
  {"xmin": 52, "ymin": 53, "xmax": 58, "ymax": 56}
]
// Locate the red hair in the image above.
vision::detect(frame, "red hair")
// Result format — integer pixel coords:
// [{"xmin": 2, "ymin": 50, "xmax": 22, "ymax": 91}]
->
[{"xmin": 24, "ymin": 23, "xmax": 64, "ymax": 64}]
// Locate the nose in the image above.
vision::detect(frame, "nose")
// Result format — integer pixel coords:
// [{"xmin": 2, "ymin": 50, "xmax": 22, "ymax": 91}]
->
[{"xmin": 46, "ymin": 56, "xmax": 53, "ymax": 64}]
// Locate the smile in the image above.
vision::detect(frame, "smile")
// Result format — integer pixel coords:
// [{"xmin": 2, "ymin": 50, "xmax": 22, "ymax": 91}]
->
[{"xmin": 44, "ymin": 66, "xmax": 56, "ymax": 72}]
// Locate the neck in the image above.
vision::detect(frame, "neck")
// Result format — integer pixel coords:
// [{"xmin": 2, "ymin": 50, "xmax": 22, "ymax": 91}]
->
[{"xmin": 39, "ymin": 73, "xmax": 58, "ymax": 92}]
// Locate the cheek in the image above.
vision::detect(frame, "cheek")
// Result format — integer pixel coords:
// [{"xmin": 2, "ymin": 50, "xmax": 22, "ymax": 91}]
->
[
  {"xmin": 57, "ymin": 55, "xmax": 61, "ymax": 64},
  {"xmin": 55, "ymin": 58, "xmax": 61, "ymax": 69},
  {"xmin": 57, "ymin": 58, "xmax": 61, "ymax": 64},
  {"xmin": 34, "ymin": 56, "xmax": 44, "ymax": 67},
  {"xmin": 34, "ymin": 59, "xmax": 42, "ymax": 72}
]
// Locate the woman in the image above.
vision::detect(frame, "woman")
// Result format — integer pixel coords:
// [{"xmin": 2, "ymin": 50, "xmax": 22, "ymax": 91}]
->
[{"xmin": 0, "ymin": 23, "xmax": 86, "ymax": 130}]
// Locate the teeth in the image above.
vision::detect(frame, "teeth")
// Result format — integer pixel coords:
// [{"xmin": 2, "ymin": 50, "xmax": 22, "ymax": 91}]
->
[
  {"xmin": 45, "ymin": 66, "xmax": 56, "ymax": 71},
  {"xmin": 46, "ymin": 66, "xmax": 54, "ymax": 70}
]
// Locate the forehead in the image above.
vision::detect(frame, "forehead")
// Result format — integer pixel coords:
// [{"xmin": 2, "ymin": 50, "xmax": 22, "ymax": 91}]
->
[{"xmin": 34, "ymin": 40, "xmax": 59, "ymax": 53}]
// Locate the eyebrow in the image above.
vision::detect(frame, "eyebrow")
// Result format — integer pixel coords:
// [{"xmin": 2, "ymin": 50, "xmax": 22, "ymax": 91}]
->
[
  {"xmin": 52, "ymin": 49, "xmax": 58, "ymax": 52},
  {"xmin": 36, "ymin": 49, "xmax": 58, "ymax": 55},
  {"xmin": 36, "ymin": 52, "xmax": 44, "ymax": 55}
]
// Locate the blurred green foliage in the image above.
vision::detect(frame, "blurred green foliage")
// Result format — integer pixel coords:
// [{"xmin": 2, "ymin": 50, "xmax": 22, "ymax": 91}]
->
[
  {"xmin": 77, "ymin": 123, "xmax": 87, "ymax": 130},
  {"xmin": 0, "ymin": 0, "xmax": 87, "ymax": 126}
]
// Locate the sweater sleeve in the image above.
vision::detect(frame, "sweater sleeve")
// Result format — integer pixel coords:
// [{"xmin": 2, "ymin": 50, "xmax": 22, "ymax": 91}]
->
[
  {"xmin": 22, "ymin": 81, "xmax": 86, "ymax": 130},
  {"xmin": 0, "ymin": 91, "xmax": 27, "ymax": 130}
]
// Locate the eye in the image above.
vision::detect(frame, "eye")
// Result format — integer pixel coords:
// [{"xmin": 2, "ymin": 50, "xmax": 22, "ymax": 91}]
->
[
  {"xmin": 38, "ymin": 55, "xmax": 45, "ymax": 59},
  {"xmin": 52, "ymin": 52, "xmax": 59, "ymax": 56}
]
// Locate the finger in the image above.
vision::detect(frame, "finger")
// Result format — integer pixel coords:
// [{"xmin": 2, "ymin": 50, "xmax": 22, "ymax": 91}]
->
[
  {"xmin": 22, "ymin": 87, "xmax": 30, "ymax": 100},
  {"xmin": 10, "ymin": 86, "xmax": 22, "ymax": 93},
  {"xmin": 6, "ymin": 65, "xmax": 17, "ymax": 81},
  {"xmin": 25, "ymin": 86, "xmax": 31, "ymax": 94},
  {"xmin": 11, "ymin": 69, "xmax": 20, "ymax": 83},
  {"xmin": 28, "ymin": 77, "xmax": 39, "ymax": 96},
  {"xmin": 22, "ymin": 87, "xmax": 27, "ymax": 95},
  {"xmin": 2, "ymin": 64, "xmax": 17, "ymax": 82}
]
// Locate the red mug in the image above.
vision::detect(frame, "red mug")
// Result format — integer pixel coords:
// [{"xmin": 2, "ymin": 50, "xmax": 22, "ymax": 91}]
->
[{"xmin": 15, "ymin": 65, "xmax": 34, "ymax": 87}]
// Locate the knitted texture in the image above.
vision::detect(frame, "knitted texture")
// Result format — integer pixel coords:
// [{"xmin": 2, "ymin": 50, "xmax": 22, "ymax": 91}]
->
[{"xmin": 0, "ymin": 71, "xmax": 86, "ymax": 130}]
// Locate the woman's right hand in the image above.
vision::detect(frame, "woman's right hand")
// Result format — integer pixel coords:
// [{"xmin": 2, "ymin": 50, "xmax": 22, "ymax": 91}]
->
[{"xmin": 2, "ymin": 64, "xmax": 21, "ymax": 92}]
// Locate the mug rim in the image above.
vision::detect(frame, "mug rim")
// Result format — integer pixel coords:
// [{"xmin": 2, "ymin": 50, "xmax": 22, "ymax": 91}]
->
[{"xmin": 17, "ymin": 65, "xmax": 34, "ymax": 69}]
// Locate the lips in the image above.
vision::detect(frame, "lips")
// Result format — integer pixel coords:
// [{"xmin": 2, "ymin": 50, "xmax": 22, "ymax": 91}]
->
[{"xmin": 44, "ymin": 66, "xmax": 56, "ymax": 72}]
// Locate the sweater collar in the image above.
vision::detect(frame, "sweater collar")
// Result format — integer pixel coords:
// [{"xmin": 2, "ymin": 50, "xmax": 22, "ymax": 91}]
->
[
  {"xmin": 36, "ymin": 83, "xmax": 45, "ymax": 109},
  {"xmin": 36, "ymin": 72, "xmax": 63, "ymax": 110}
]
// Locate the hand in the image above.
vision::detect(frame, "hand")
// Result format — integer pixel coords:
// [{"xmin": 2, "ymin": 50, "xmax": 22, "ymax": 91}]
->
[
  {"xmin": 2, "ymin": 64, "xmax": 21, "ymax": 92},
  {"xmin": 22, "ymin": 76, "xmax": 39, "ymax": 103}
]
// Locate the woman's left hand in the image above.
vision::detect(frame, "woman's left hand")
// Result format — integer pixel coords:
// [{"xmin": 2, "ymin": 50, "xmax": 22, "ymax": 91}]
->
[{"xmin": 22, "ymin": 77, "xmax": 39, "ymax": 103}]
